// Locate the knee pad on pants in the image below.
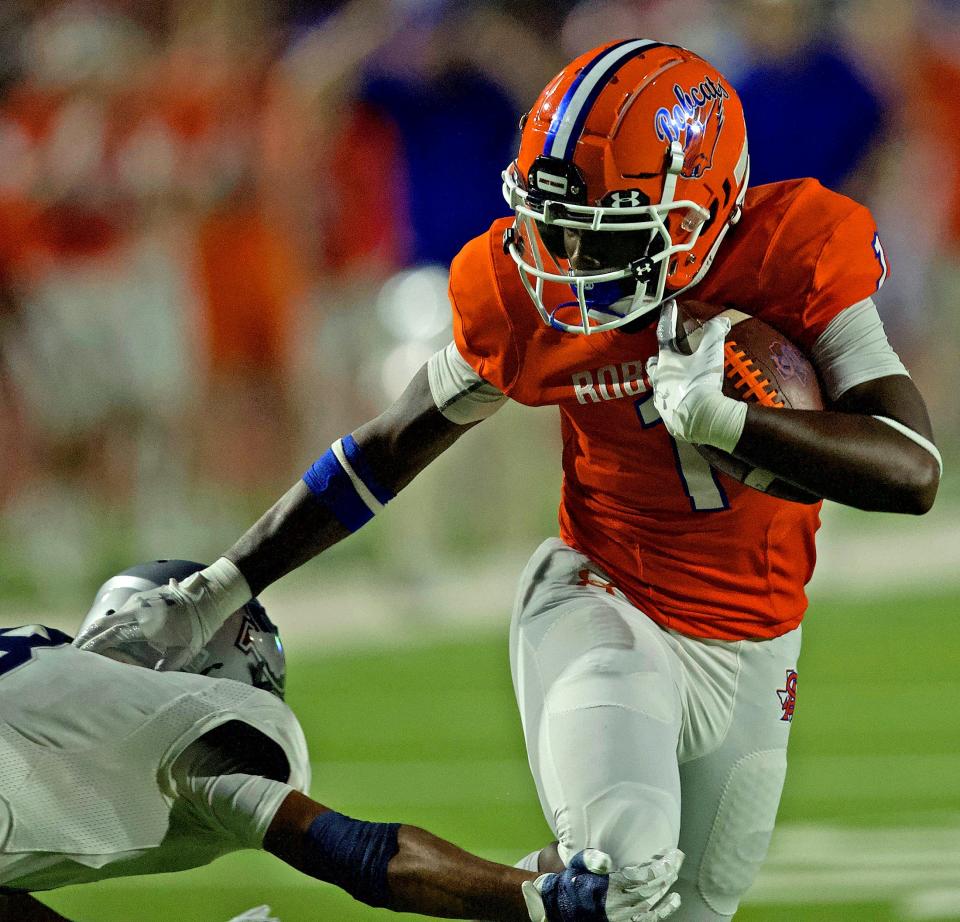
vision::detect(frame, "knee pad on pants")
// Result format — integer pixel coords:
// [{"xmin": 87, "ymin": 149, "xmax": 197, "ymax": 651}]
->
[
  {"xmin": 695, "ymin": 748, "xmax": 786, "ymax": 916},
  {"xmin": 555, "ymin": 780, "xmax": 680, "ymax": 868}
]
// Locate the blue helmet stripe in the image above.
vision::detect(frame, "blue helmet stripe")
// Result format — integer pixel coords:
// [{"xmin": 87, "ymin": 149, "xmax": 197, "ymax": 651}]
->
[
  {"xmin": 544, "ymin": 38, "xmax": 636, "ymax": 157},
  {"xmin": 545, "ymin": 39, "xmax": 668, "ymax": 161}
]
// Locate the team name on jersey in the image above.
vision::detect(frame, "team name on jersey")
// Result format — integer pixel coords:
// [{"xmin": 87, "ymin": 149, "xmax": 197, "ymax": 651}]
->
[{"xmin": 572, "ymin": 361, "xmax": 647, "ymax": 404}]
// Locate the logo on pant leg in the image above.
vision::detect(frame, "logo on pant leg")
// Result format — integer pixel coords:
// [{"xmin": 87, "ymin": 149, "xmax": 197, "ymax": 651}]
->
[{"xmin": 777, "ymin": 669, "xmax": 798, "ymax": 722}]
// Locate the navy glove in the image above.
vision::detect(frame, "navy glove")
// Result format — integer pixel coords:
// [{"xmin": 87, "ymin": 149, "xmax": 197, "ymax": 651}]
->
[{"xmin": 522, "ymin": 847, "xmax": 683, "ymax": 922}]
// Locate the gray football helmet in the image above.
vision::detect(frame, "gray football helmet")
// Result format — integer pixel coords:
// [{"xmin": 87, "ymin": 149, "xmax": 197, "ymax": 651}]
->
[{"xmin": 79, "ymin": 559, "xmax": 286, "ymax": 699}]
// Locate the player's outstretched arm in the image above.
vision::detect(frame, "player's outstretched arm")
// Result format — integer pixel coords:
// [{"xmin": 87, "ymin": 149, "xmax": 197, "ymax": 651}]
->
[
  {"xmin": 74, "ymin": 364, "xmax": 481, "ymax": 667},
  {"xmin": 263, "ymin": 789, "xmax": 682, "ymax": 922},
  {"xmin": 648, "ymin": 301, "xmax": 940, "ymax": 514},
  {"xmin": 229, "ymin": 364, "xmax": 475, "ymax": 595}
]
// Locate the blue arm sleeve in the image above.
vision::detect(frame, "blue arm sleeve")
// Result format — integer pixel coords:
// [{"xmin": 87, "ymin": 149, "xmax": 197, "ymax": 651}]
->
[{"xmin": 302, "ymin": 810, "xmax": 400, "ymax": 908}]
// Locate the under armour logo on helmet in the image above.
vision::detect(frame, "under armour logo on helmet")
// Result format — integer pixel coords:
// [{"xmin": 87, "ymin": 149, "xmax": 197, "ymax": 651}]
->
[
  {"xmin": 630, "ymin": 257, "xmax": 655, "ymax": 281},
  {"xmin": 607, "ymin": 190, "xmax": 646, "ymax": 209}
]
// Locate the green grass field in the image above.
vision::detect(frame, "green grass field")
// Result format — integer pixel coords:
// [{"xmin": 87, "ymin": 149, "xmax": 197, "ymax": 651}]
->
[{"xmin": 39, "ymin": 589, "xmax": 960, "ymax": 922}]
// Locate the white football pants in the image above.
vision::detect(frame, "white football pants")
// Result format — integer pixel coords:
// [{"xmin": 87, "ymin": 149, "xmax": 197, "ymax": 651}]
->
[{"xmin": 509, "ymin": 538, "xmax": 801, "ymax": 920}]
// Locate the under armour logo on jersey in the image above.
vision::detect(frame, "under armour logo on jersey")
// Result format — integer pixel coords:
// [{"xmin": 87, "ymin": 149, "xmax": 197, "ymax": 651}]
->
[
  {"xmin": 576, "ymin": 568, "xmax": 617, "ymax": 594},
  {"xmin": 777, "ymin": 669, "xmax": 798, "ymax": 722}
]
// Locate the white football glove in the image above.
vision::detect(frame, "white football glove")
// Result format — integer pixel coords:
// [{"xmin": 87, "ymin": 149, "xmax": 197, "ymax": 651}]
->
[
  {"xmin": 73, "ymin": 557, "xmax": 251, "ymax": 671},
  {"xmin": 225, "ymin": 906, "xmax": 280, "ymax": 922},
  {"xmin": 645, "ymin": 300, "xmax": 747, "ymax": 453},
  {"xmin": 522, "ymin": 847, "xmax": 683, "ymax": 922}
]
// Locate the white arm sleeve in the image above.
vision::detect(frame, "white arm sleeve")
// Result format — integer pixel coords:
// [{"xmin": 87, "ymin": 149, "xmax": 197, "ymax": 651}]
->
[
  {"xmin": 427, "ymin": 341, "xmax": 508, "ymax": 424},
  {"xmin": 810, "ymin": 297, "xmax": 909, "ymax": 402},
  {"xmin": 171, "ymin": 732, "xmax": 295, "ymax": 848},
  {"xmin": 812, "ymin": 299, "xmax": 941, "ymax": 474},
  {"xmin": 175, "ymin": 770, "xmax": 294, "ymax": 849}
]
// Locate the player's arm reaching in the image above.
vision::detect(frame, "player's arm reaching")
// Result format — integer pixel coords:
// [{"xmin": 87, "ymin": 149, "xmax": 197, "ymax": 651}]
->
[
  {"xmin": 229, "ymin": 362, "xmax": 474, "ymax": 596},
  {"xmin": 647, "ymin": 299, "xmax": 941, "ymax": 514},
  {"xmin": 262, "ymin": 788, "xmax": 681, "ymax": 921},
  {"xmin": 166, "ymin": 731, "xmax": 682, "ymax": 922},
  {"xmin": 74, "ymin": 350, "xmax": 503, "ymax": 667}
]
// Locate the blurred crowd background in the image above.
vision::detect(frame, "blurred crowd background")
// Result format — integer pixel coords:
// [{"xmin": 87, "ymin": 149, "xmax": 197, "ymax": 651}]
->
[{"xmin": 0, "ymin": 0, "xmax": 958, "ymax": 608}]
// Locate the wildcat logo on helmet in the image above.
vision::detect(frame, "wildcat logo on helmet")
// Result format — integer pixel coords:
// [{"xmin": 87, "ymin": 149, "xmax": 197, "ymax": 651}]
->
[{"xmin": 655, "ymin": 77, "xmax": 729, "ymax": 179}]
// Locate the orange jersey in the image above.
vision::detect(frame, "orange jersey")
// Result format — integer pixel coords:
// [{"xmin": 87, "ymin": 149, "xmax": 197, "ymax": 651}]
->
[{"xmin": 449, "ymin": 178, "xmax": 888, "ymax": 641}]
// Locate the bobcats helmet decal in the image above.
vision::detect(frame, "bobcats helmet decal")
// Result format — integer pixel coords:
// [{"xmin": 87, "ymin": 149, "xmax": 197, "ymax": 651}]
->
[
  {"xmin": 654, "ymin": 78, "xmax": 728, "ymax": 179},
  {"xmin": 502, "ymin": 41, "xmax": 749, "ymax": 334}
]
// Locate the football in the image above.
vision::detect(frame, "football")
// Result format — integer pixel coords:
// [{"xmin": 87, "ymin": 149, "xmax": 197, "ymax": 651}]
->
[{"xmin": 675, "ymin": 300, "xmax": 824, "ymax": 504}]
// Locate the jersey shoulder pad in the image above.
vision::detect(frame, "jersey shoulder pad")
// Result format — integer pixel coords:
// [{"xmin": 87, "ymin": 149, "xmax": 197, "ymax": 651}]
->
[
  {"xmin": 751, "ymin": 179, "xmax": 887, "ymax": 349},
  {"xmin": 235, "ymin": 692, "xmax": 311, "ymax": 795},
  {"xmin": 160, "ymin": 681, "xmax": 312, "ymax": 796},
  {"xmin": 448, "ymin": 218, "xmax": 522, "ymax": 393}
]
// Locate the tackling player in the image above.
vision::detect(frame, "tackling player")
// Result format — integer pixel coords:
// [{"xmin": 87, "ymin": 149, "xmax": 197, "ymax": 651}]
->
[
  {"xmin": 1, "ymin": 560, "xmax": 681, "ymax": 922},
  {"xmin": 77, "ymin": 40, "xmax": 941, "ymax": 920}
]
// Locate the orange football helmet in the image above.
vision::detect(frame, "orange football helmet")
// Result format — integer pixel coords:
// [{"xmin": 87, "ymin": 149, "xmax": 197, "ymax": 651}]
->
[{"xmin": 502, "ymin": 39, "xmax": 749, "ymax": 334}]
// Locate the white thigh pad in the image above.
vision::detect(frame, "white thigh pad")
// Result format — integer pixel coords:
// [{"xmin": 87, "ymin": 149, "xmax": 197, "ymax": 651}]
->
[
  {"xmin": 547, "ymin": 646, "xmax": 677, "ymax": 726},
  {"xmin": 510, "ymin": 539, "xmax": 686, "ymax": 870}
]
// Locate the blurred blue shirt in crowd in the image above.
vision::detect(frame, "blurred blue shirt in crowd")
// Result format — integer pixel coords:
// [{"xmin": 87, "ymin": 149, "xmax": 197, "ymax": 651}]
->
[
  {"xmin": 362, "ymin": 68, "xmax": 518, "ymax": 266},
  {"xmin": 735, "ymin": 44, "xmax": 884, "ymax": 191}
]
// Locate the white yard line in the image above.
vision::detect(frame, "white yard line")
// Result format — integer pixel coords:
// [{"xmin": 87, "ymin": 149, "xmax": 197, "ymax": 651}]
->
[{"xmin": 750, "ymin": 824, "xmax": 960, "ymax": 917}]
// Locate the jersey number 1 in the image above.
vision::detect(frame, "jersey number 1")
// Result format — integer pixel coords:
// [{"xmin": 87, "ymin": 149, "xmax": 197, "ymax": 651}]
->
[{"xmin": 635, "ymin": 395, "xmax": 729, "ymax": 512}]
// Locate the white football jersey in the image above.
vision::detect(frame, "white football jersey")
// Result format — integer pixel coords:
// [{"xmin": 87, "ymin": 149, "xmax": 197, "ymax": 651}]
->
[{"xmin": 0, "ymin": 625, "xmax": 311, "ymax": 891}]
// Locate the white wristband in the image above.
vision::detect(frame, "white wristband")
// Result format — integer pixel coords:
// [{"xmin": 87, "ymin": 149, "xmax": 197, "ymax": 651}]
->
[
  {"xmin": 180, "ymin": 557, "xmax": 253, "ymax": 645},
  {"xmin": 686, "ymin": 389, "xmax": 748, "ymax": 454}
]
